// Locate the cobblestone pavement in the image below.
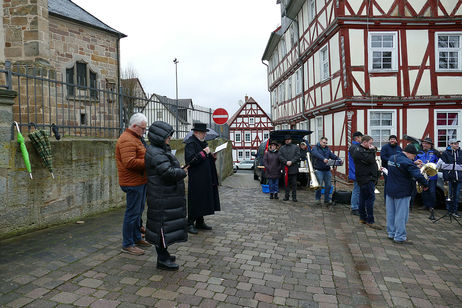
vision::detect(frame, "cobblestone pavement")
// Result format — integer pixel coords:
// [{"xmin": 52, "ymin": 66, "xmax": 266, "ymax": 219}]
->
[{"xmin": 1, "ymin": 171, "xmax": 462, "ymax": 307}]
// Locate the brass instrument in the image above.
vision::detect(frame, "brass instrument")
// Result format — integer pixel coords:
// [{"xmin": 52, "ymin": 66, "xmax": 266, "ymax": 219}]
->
[
  {"xmin": 416, "ymin": 162, "xmax": 438, "ymax": 193},
  {"xmin": 306, "ymin": 152, "xmax": 321, "ymax": 190},
  {"xmin": 443, "ymin": 181, "xmax": 451, "ymax": 202},
  {"xmin": 375, "ymin": 158, "xmax": 382, "ymax": 194}
]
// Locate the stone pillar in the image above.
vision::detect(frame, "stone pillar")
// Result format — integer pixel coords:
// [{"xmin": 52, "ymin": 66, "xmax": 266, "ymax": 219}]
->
[{"xmin": 0, "ymin": 89, "xmax": 17, "ymax": 207}]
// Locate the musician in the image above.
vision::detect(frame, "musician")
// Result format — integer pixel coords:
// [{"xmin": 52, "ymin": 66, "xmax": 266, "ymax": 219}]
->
[
  {"xmin": 279, "ymin": 135, "xmax": 300, "ymax": 202},
  {"xmin": 414, "ymin": 137, "xmax": 440, "ymax": 216},
  {"xmin": 348, "ymin": 131, "xmax": 363, "ymax": 216},
  {"xmin": 380, "ymin": 135, "xmax": 402, "ymax": 202},
  {"xmin": 352, "ymin": 135, "xmax": 381, "ymax": 229},
  {"xmin": 311, "ymin": 137, "xmax": 340, "ymax": 204},
  {"xmin": 386, "ymin": 144, "xmax": 428, "ymax": 244},
  {"xmin": 298, "ymin": 142, "xmax": 310, "ymax": 187},
  {"xmin": 440, "ymin": 139, "xmax": 462, "ymax": 218}
]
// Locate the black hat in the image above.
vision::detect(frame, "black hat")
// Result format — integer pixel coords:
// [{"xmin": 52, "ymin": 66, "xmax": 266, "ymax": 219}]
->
[
  {"xmin": 284, "ymin": 135, "xmax": 292, "ymax": 140},
  {"xmin": 389, "ymin": 135, "xmax": 398, "ymax": 140},
  {"xmin": 404, "ymin": 144, "xmax": 418, "ymax": 155},
  {"xmin": 353, "ymin": 131, "xmax": 363, "ymax": 138},
  {"xmin": 191, "ymin": 123, "xmax": 209, "ymax": 132},
  {"xmin": 421, "ymin": 137, "xmax": 433, "ymax": 145}
]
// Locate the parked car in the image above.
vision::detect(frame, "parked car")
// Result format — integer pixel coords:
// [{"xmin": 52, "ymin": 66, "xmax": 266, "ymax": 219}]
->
[
  {"xmin": 253, "ymin": 129, "xmax": 313, "ymax": 184},
  {"xmin": 235, "ymin": 160, "xmax": 255, "ymax": 170}
]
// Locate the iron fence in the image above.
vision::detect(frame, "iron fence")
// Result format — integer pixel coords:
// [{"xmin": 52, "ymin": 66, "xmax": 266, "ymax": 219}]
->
[{"xmin": 1, "ymin": 61, "xmax": 229, "ymax": 141}]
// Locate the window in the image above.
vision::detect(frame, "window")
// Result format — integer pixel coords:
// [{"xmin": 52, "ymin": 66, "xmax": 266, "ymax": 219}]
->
[
  {"xmin": 320, "ymin": 46, "xmax": 329, "ymax": 81},
  {"xmin": 288, "ymin": 77, "xmax": 292, "ymax": 99},
  {"xmin": 238, "ymin": 151, "xmax": 243, "ymax": 159},
  {"xmin": 436, "ymin": 33, "xmax": 462, "ymax": 71},
  {"xmin": 249, "ymin": 118, "xmax": 254, "ymax": 125},
  {"xmin": 235, "ymin": 133, "xmax": 241, "ymax": 142},
  {"xmin": 315, "ymin": 116, "xmax": 323, "ymax": 142},
  {"xmin": 66, "ymin": 62, "xmax": 98, "ymax": 98},
  {"xmin": 369, "ymin": 110, "xmax": 396, "ymax": 149},
  {"xmin": 295, "ymin": 68, "xmax": 302, "ymax": 95},
  {"xmin": 157, "ymin": 111, "xmax": 163, "ymax": 120},
  {"xmin": 369, "ymin": 32, "xmax": 398, "ymax": 71},
  {"xmin": 309, "ymin": 0, "xmax": 315, "ymax": 23},
  {"xmin": 245, "ymin": 133, "xmax": 251, "ymax": 142},
  {"xmin": 245, "ymin": 151, "xmax": 250, "ymax": 159},
  {"xmin": 264, "ymin": 133, "xmax": 269, "ymax": 140},
  {"xmin": 436, "ymin": 111, "xmax": 460, "ymax": 148},
  {"xmin": 80, "ymin": 113, "xmax": 86, "ymax": 125}
]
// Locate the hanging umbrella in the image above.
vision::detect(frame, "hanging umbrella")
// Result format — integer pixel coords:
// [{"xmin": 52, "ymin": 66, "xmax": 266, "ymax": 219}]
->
[
  {"xmin": 28, "ymin": 129, "xmax": 55, "ymax": 179},
  {"xmin": 13, "ymin": 122, "xmax": 33, "ymax": 179},
  {"xmin": 183, "ymin": 128, "xmax": 219, "ymax": 143}
]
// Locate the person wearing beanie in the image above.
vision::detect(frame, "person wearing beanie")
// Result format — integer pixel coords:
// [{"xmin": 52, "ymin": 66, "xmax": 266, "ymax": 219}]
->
[
  {"xmin": 380, "ymin": 135, "xmax": 402, "ymax": 201},
  {"xmin": 348, "ymin": 131, "xmax": 363, "ymax": 216},
  {"xmin": 385, "ymin": 144, "xmax": 428, "ymax": 244},
  {"xmin": 279, "ymin": 135, "xmax": 301, "ymax": 202},
  {"xmin": 264, "ymin": 140, "xmax": 282, "ymax": 200},
  {"xmin": 440, "ymin": 139, "xmax": 462, "ymax": 217},
  {"xmin": 414, "ymin": 137, "xmax": 440, "ymax": 218}
]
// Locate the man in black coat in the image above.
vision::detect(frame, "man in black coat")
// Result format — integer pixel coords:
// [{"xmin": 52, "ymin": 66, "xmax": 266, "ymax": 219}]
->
[
  {"xmin": 279, "ymin": 135, "xmax": 300, "ymax": 202},
  {"xmin": 352, "ymin": 135, "xmax": 382, "ymax": 230},
  {"xmin": 185, "ymin": 123, "xmax": 221, "ymax": 234}
]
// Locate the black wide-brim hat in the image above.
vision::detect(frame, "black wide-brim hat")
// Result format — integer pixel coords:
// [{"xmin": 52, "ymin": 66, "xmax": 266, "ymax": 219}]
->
[{"xmin": 191, "ymin": 122, "xmax": 209, "ymax": 132}]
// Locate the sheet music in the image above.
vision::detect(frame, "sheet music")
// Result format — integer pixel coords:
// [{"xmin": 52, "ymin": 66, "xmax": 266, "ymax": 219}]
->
[{"xmin": 213, "ymin": 142, "xmax": 228, "ymax": 154}]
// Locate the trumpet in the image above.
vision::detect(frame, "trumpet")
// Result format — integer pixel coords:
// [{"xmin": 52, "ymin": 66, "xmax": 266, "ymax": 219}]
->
[
  {"xmin": 306, "ymin": 152, "xmax": 321, "ymax": 190},
  {"xmin": 416, "ymin": 163, "xmax": 438, "ymax": 193}
]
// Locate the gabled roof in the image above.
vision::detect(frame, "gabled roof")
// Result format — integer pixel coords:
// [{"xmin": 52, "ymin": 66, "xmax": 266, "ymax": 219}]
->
[
  {"xmin": 228, "ymin": 96, "xmax": 273, "ymax": 126},
  {"xmin": 48, "ymin": 0, "xmax": 126, "ymax": 37},
  {"xmin": 150, "ymin": 93, "xmax": 193, "ymax": 124}
]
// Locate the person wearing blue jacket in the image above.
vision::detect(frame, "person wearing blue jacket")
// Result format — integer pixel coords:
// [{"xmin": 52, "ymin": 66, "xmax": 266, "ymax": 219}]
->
[
  {"xmin": 348, "ymin": 131, "xmax": 363, "ymax": 216},
  {"xmin": 311, "ymin": 137, "xmax": 340, "ymax": 204},
  {"xmin": 380, "ymin": 135, "xmax": 402, "ymax": 200},
  {"xmin": 414, "ymin": 138, "xmax": 440, "ymax": 216},
  {"xmin": 440, "ymin": 139, "xmax": 462, "ymax": 217},
  {"xmin": 386, "ymin": 144, "xmax": 428, "ymax": 244}
]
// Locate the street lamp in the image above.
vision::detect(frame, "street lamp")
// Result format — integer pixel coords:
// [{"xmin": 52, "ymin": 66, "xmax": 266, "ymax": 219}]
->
[{"xmin": 173, "ymin": 58, "xmax": 179, "ymax": 139}]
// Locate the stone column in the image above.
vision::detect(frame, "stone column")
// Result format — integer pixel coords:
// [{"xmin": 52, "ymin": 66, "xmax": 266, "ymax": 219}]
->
[{"xmin": 0, "ymin": 89, "xmax": 17, "ymax": 207}]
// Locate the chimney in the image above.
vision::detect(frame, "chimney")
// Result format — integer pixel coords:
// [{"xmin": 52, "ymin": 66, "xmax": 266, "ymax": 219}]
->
[{"xmin": 245, "ymin": 96, "xmax": 248, "ymax": 102}]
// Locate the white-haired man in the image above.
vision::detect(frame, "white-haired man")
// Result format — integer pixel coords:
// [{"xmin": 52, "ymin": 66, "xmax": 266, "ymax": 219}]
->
[{"xmin": 115, "ymin": 113, "xmax": 151, "ymax": 255}]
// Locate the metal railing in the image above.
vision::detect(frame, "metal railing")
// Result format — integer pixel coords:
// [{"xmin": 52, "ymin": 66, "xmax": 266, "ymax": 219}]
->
[{"xmin": 1, "ymin": 61, "xmax": 227, "ymax": 140}]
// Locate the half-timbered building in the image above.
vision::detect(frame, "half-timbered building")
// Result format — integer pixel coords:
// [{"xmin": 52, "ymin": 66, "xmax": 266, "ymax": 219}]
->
[
  {"xmin": 228, "ymin": 96, "xmax": 273, "ymax": 162},
  {"xmin": 262, "ymin": 0, "xmax": 462, "ymax": 178}
]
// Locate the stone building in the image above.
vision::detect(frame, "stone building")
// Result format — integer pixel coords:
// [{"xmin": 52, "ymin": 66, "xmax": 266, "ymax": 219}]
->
[{"xmin": 1, "ymin": 0, "xmax": 126, "ymax": 137}]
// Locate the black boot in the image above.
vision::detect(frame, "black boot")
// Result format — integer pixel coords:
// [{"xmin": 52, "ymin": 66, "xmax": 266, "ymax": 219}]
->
[
  {"xmin": 274, "ymin": 193, "xmax": 279, "ymax": 199},
  {"xmin": 283, "ymin": 193, "xmax": 290, "ymax": 201},
  {"xmin": 156, "ymin": 246, "xmax": 179, "ymax": 271},
  {"xmin": 428, "ymin": 208, "xmax": 435, "ymax": 221},
  {"xmin": 270, "ymin": 193, "xmax": 274, "ymax": 199}
]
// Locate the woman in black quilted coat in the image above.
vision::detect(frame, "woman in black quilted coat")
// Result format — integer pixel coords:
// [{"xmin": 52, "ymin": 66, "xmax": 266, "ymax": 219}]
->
[{"xmin": 145, "ymin": 121, "xmax": 188, "ymax": 271}]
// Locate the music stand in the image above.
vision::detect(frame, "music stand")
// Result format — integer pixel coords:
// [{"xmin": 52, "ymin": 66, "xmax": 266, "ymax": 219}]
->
[{"xmin": 432, "ymin": 211, "xmax": 462, "ymax": 227}]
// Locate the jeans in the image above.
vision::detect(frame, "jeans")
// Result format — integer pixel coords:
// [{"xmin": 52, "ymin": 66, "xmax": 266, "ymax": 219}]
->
[
  {"xmin": 121, "ymin": 184, "xmax": 146, "ymax": 248},
  {"xmin": 386, "ymin": 196, "xmax": 411, "ymax": 242},
  {"xmin": 422, "ymin": 179, "xmax": 437, "ymax": 209},
  {"xmin": 268, "ymin": 178, "xmax": 279, "ymax": 194},
  {"xmin": 315, "ymin": 170, "xmax": 332, "ymax": 202},
  {"xmin": 350, "ymin": 181, "xmax": 360, "ymax": 210},
  {"xmin": 359, "ymin": 181, "xmax": 375, "ymax": 224},
  {"xmin": 447, "ymin": 181, "xmax": 462, "ymax": 214},
  {"xmin": 284, "ymin": 174, "xmax": 297, "ymax": 199}
]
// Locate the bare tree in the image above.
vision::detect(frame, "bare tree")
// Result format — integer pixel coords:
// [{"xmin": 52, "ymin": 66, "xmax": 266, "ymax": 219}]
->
[{"xmin": 121, "ymin": 66, "xmax": 142, "ymax": 128}]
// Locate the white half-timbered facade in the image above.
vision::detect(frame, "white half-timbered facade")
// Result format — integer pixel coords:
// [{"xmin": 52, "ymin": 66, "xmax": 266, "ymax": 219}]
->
[
  {"xmin": 228, "ymin": 96, "xmax": 274, "ymax": 162},
  {"xmin": 262, "ymin": 0, "xmax": 462, "ymax": 179}
]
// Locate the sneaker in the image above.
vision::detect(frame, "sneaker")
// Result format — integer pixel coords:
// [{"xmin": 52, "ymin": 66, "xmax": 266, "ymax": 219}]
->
[
  {"xmin": 157, "ymin": 258, "xmax": 179, "ymax": 271},
  {"xmin": 315, "ymin": 199, "xmax": 321, "ymax": 205},
  {"xmin": 292, "ymin": 198, "xmax": 298, "ymax": 202},
  {"xmin": 452, "ymin": 213, "xmax": 461, "ymax": 218},
  {"xmin": 135, "ymin": 239, "xmax": 152, "ymax": 247},
  {"xmin": 187, "ymin": 225, "xmax": 198, "ymax": 234},
  {"xmin": 283, "ymin": 197, "xmax": 290, "ymax": 201},
  {"xmin": 195, "ymin": 222, "xmax": 212, "ymax": 230},
  {"xmin": 121, "ymin": 246, "xmax": 145, "ymax": 256},
  {"xmin": 274, "ymin": 193, "xmax": 279, "ymax": 200},
  {"xmin": 393, "ymin": 239, "xmax": 413, "ymax": 245},
  {"xmin": 367, "ymin": 223, "xmax": 383, "ymax": 230}
]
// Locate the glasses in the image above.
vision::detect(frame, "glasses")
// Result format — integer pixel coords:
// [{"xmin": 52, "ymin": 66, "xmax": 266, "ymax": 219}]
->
[{"xmin": 137, "ymin": 125, "xmax": 147, "ymax": 131}]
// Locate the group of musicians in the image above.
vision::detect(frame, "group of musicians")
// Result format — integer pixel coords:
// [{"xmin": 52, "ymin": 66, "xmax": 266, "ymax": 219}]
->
[{"xmin": 268, "ymin": 133, "xmax": 461, "ymax": 244}]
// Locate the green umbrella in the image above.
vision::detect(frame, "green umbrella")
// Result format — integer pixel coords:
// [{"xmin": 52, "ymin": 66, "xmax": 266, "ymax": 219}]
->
[{"xmin": 14, "ymin": 121, "xmax": 33, "ymax": 179}]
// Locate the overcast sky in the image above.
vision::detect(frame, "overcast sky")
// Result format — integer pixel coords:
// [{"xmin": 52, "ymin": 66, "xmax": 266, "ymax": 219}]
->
[{"xmin": 72, "ymin": 0, "xmax": 281, "ymax": 117}]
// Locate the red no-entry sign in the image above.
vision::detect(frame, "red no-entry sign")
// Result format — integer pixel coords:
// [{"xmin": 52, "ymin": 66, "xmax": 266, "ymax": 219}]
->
[{"xmin": 212, "ymin": 108, "xmax": 229, "ymax": 125}]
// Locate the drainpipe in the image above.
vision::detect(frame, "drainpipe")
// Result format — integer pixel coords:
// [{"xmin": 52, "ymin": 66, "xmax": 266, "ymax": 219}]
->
[{"xmin": 261, "ymin": 60, "xmax": 272, "ymax": 120}]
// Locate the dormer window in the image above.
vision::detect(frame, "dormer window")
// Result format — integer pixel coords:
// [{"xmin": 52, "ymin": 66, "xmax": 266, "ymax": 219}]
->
[{"xmin": 66, "ymin": 62, "xmax": 98, "ymax": 98}]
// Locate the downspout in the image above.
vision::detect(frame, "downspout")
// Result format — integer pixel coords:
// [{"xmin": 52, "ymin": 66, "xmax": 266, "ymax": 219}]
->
[
  {"xmin": 261, "ymin": 60, "xmax": 272, "ymax": 121},
  {"xmin": 116, "ymin": 35, "xmax": 121, "ymax": 92}
]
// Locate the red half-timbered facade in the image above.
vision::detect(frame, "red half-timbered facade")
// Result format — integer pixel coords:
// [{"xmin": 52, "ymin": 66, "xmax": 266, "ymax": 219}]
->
[
  {"xmin": 228, "ymin": 96, "xmax": 274, "ymax": 163},
  {"xmin": 263, "ymin": 0, "xmax": 462, "ymax": 179}
]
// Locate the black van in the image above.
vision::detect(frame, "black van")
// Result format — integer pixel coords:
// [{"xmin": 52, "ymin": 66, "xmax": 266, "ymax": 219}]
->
[{"xmin": 253, "ymin": 129, "xmax": 312, "ymax": 184}]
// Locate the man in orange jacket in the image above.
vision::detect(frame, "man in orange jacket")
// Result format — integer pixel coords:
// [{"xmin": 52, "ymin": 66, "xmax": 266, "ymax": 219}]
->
[{"xmin": 115, "ymin": 113, "xmax": 151, "ymax": 255}]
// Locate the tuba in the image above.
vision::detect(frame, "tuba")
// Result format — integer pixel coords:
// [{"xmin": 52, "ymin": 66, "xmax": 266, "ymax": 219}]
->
[
  {"xmin": 306, "ymin": 152, "xmax": 321, "ymax": 190},
  {"xmin": 416, "ymin": 163, "xmax": 438, "ymax": 193}
]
